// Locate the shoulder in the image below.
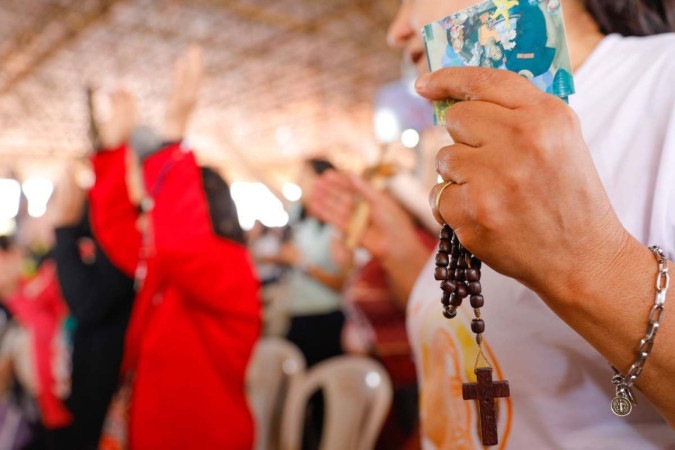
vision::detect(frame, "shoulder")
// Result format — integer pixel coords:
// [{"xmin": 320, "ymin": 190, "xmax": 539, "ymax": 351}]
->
[
  {"xmin": 576, "ymin": 33, "xmax": 675, "ymax": 114},
  {"xmin": 599, "ymin": 33, "xmax": 675, "ymax": 82}
]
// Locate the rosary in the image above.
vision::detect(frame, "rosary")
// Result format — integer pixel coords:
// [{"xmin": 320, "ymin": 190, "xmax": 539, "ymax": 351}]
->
[{"xmin": 434, "ymin": 224, "xmax": 510, "ymax": 447}]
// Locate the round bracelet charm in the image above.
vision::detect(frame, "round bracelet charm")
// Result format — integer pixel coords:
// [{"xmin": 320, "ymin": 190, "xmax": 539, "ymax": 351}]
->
[{"xmin": 611, "ymin": 395, "xmax": 632, "ymax": 417}]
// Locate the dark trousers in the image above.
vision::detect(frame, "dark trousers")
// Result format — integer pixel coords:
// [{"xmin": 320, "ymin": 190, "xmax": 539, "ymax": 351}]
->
[
  {"xmin": 286, "ymin": 310, "xmax": 345, "ymax": 450},
  {"xmin": 286, "ymin": 310, "xmax": 345, "ymax": 368}
]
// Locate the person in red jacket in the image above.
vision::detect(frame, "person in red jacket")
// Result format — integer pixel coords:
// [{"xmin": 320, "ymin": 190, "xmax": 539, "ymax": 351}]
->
[{"xmin": 89, "ymin": 47, "xmax": 261, "ymax": 450}]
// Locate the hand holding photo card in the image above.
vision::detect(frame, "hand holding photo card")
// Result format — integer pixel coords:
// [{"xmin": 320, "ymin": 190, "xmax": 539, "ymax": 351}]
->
[
  {"xmin": 425, "ymin": 1, "xmax": 575, "ymax": 446},
  {"xmin": 422, "ymin": 0, "xmax": 575, "ymax": 124}
]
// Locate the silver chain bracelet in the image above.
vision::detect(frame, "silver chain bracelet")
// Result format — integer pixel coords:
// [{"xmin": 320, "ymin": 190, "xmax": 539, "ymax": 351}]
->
[{"xmin": 610, "ymin": 245, "xmax": 670, "ymax": 416}]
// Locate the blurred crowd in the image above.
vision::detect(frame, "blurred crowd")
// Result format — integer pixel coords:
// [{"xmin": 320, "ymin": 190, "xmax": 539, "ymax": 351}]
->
[{"xmin": 0, "ymin": 42, "xmax": 436, "ymax": 450}]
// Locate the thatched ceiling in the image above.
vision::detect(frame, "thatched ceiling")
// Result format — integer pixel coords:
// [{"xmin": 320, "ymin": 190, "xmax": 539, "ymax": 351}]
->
[{"xmin": 0, "ymin": 0, "xmax": 403, "ymax": 188}]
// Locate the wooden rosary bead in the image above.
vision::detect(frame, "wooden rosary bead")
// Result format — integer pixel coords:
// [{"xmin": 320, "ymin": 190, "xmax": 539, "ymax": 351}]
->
[
  {"xmin": 454, "ymin": 269, "xmax": 466, "ymax": 282},
  {"xmin": 470, "ymin": 294, "xmax": 484, "ymax": 308},
  {"xmin": 443, "ymin": 308, "xmax": 457, "ymax": 319},
  {"xmin": 471, "ymin": 319, "xmax": 485, "ymax": 334},
  {"xmin": 439, "ymin": 240, "xmax": 451, "ymax": 252},
  {"xmin": 468, "ymin": 282, "xmax": 482, "ymax": 295},
  {"xmin": 441, "ymin": 292, "xmax": 451, "ymax": 306},
  {"xmin": 440, "ymin": 226, "xmax": 452, "ymax": 240},
  {"xmin": 438, "ymin": 226, "xmax": 488, "ymax": 327},
  {"xmin": 455, "ymin": 284, "xmax": 468, "ymax": 299},
  {"xmin": 470, "ymin": 256, "xmax": 482, "ymax": 269},
  {"xmin": 435, "ymin": 252, "xmax": 449, "ymax": 267},
  {"xmin": 434, "ymin": 267, "xmax": 449, "ymax": 281},
  {"xmin": 459, "ymin": 254, "xmax": 467, "ymax": 266},
  {"xmin": 441, "ymin": 280, "xmax": 457, "ymax": 293},
  {"xmin": 465, "ymin": 268, "xmax": 480, "ymax": 282}
]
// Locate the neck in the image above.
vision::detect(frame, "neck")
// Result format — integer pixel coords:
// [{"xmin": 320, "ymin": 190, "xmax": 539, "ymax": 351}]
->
[{"xmin": 563, "ymin": 0, "xmax": 605, "ymax": 71}]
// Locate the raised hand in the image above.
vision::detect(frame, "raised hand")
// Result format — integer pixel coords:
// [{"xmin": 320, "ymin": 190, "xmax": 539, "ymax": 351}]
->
[
  {"xmin": 163, "ymin": 45, "xmax": 204, "ymax": 141},
  {"xmin": 52, "ymin": 161, "xmax": 89, "ymax": 228},
  {"xmin": 99, "ymin": 87, "xmax": 137, "ymax": 150},
  {"xmin": 308, "ymin": 170, "xmax": 431, "ymax": 302}
]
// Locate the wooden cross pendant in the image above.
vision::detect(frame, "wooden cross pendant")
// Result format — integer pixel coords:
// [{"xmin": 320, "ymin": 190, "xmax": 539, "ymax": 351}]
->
[{"xmin": 462, "ymin": 367, "xmax": 510, "ymax": 446}]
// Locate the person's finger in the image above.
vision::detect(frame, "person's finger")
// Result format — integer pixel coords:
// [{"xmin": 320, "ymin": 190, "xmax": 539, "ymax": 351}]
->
[
  {"xmin": 325, "ymin": 187, "xmax": 355, "ymax": 217},
  {"xmin": 321, "ymin": 170, "xmax": 354, "ymax": 192},
  {"xmin": 349, "ymin": 174, "xmax": 388, "ymax": 206},
  {"xmin": 187, "ymin": 45, "xmax": 204, "ymax": 82},
  {"xmin": 415, "ymin": 66, "xmax": 545, "ymax": 109},
  {"xmin": 315, "ymin": 190, "xmax": 354, "ymax": 229},
  {"xmin": 310, "ymin": 170, "xmax": 354, "ymax": 206},
  {"xmin": 434, "ymin": 143, "xmax": 477, "ymax": 185},
  {"xmin": 444, "ymin": 100, "xmax": 512, "ymax": 147},
  {"xmin": 307, "ymin": 172, "xmax": 355, "ymax": 229},
  {"xmin": 428, "ymin": 180, "xmax": 464, "ymax": 227}
]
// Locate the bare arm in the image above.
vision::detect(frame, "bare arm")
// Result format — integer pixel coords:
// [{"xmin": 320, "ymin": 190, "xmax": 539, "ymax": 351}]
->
[{"xmin": 277, "ymin": 239, "xmax": 351, "ymax": 292}]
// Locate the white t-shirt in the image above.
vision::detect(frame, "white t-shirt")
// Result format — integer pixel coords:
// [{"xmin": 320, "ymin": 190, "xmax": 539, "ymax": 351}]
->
[
  {"xmin": 407, "ymin": 33, "xmax": 675, "ymax": 449},
  {"xmin": 285, "ymin": 218, "xmax": 343, "ymax": 316}
]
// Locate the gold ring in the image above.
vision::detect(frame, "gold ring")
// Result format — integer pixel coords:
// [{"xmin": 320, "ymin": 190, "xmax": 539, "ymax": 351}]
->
[{"xmin": 435, "ymin": 180, "xmax": 455, "ymax": 212}]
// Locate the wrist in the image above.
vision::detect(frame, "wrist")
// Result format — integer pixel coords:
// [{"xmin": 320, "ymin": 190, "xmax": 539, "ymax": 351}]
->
[
  {"xmin": 528, "ymin": 219, "xmax": 634, "ymax": 310},
  {"xmin": 381, "ymin": 238, "xmax": 431, "ymax": 301},
  {"xmin": 162, "ymin": 115, "xmax": 188, "ymax": 142},
  {"xmin": 298, "ymin": 259, "xmax": 312, "ymax": 275}
]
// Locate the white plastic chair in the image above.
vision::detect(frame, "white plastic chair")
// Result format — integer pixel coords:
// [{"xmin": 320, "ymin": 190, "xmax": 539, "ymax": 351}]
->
[
  {"xmin": 247, "ymin": 337, "xmax": 306, "ymax": 450},
  {"xmin": 280, "ymin": 355, "xmax": 393, "ymax": 450}
]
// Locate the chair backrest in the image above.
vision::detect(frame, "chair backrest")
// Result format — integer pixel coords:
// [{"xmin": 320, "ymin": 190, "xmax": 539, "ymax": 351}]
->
[
  {"xmin": 247, "ymin": 337, "xmax": 306, "ymax": 450},
  {"xmin": 280, "ymin": 355, "xmax": 393, "ymax": 450}
]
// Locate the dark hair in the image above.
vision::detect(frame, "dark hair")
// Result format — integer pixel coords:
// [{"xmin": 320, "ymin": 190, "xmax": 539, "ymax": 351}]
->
[
  {"xmin": 296, "ymin": 158, "xmax": 335, "ymax": 225},
  {"xmin": 307, "ymin": 158, "xmax": 335, "ymax": 176},
  {"xmin": 0, "ymin": 234, "xmax": 13, "ymax": 251},
  {"xmin": 583, "ymin": 0, "xmax": 675, "ymax": 36},
  {"xmin": 200, "ymin": 167, "xmax": 247, "ymax": 245}
]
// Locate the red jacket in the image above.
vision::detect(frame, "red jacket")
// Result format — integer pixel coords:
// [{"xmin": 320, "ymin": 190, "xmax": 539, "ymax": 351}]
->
[{"xmin": 89, "ymin": 144, "xmax": 261, "ymax": 450}]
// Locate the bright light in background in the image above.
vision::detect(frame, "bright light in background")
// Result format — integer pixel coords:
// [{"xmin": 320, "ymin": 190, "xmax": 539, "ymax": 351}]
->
[
  {"xmin": 22, "ymin": 177, "xmax": 54, "ymax": 218},
  {"xmin": 374, "ymin": 108, "xmax": 400, "ymax": 143},
  {"xmin": 0, "ymin": 219, "xmax": 16, "ymax": 236},
  {"xmin": 0, "ymin": 179, "xmax": 21, "ymax": 220},
  {"xmin": 401, "ymin": 128, "xmax": 420, "ymax": 148},
  {"xmin": 0, "ymin": 179, "xmax": 21, "ymax": 236},
  {"xmin": 230, "ymin": 182, "xmax": 289, "ymax": 230},
  {"xmin": 282, "ymin": 183, "xmax": 302, "ymax": 202}
]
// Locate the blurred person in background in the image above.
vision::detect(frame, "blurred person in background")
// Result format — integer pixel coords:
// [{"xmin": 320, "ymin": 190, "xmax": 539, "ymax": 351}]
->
[
  {"xmin": 247, "ymin": 221, "xmax": 287, "ymax": 336},
  {"xmin": 0, "ymin": 235, "xmax": 37, "ymax": 450},
  {"xmin": 0, "ymin": 213, "xmax": 74, "ymax": 449},
  {"xmin": 279, "ymin": 158, "xmax": 351, "ymax": 368},
  {"xmin": 275, "ymin": 158, "xmax": 351, "ymax": 450},
  {"xmin": 51, "ymin": 160, "xmax": 135, "ymax": 450},
  {"xmin": 88, "ymin": 46, "xmax": 261, "ymax": 450}
]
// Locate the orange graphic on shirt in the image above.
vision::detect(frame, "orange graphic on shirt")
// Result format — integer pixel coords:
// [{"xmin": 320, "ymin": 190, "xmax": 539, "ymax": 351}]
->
[
  {"xmin": 416, "ymin": 304, "xmax": 512, "ymax": 449},
  {"xmin": 420, "ymin": 329, "xmax": 475, "ymax": 449}
]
